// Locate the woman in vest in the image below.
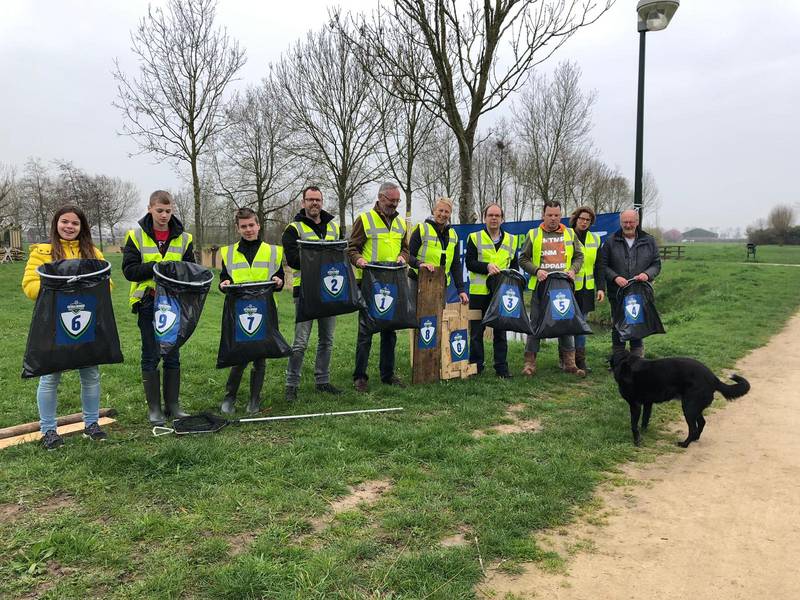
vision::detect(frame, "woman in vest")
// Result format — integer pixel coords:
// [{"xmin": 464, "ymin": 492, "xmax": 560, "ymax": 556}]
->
[
  {"xmin": 122, "ymin": 191, "xmax": 195, "ymax": 425},
  {"xmin": 466, "ymin": 203, "xmax": 517, "ymax": 378},
  {"xmin": 408, "ymin": 197, "xmax": 469, "ymax": 305},
  {"xmin": 22, "ymin": 206, "xmax": 109, "ymax": 449},
  {"xmin": 219, "ymin": 208, "xmax": 285, "ymax": 414},
  {"xmin": 569, "ymin": 206, "xmax": 606, "ymax": 372}
]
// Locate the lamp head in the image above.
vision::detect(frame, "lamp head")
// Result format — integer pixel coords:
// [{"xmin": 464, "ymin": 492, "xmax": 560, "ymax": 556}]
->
[{"xmin": 637, "ymin": 0, "xmax": 679, "ymax": 32}]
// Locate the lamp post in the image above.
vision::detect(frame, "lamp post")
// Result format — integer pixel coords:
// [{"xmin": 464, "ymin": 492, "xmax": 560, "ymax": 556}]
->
[{"xmin": 634, "ymin": 0, "xmax": 679, "ymax": 225}]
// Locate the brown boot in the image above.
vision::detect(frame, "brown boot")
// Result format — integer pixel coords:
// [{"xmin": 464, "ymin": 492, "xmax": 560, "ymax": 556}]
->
[
  {"xmin": 575, "ymin": 347, "xmax": 589, "ymax": 372},
  {"xmin": 522, "ymin": 352, "xmax": 537, "ymax": 376},
  {"xmin": 562, "ymin": 350, "xmax": 586, "ymax": 377}
]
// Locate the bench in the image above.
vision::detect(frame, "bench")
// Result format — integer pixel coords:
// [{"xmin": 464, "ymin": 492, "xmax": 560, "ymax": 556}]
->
[
  {"xmin": 659, "ymin": 245, "xmax": 684, "ymax": 260},
  {"xmin": 746, "ymin": 243, "xmax": 757, "ymax": 262}
]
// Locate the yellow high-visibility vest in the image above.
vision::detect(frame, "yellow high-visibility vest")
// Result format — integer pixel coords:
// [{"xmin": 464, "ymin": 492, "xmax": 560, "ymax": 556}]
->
[
  {"xmin": 126, "ymin": 228, "xmax": 191, "ymax": 307},
  {"xmin": 526, "ymin": 226, "xmax": 575, "ymax": 290},
  {"xmin": 575, "ymin": 231, "xmax": 600, "ymax": 291},
  {"xmin": 468, "ymin": 229, "xmax": 515, "ymax": 296},
  {"xmin": 220, "ymin": 241, "xmax": 282, "ymax": 284},
  {"xmin": 354, "ymin": 209, "xmax": 406, "ymax": 280},
  {"xmin": 287, "ymin": 220, "xmax": 340, "ymax": 288},
  {"xmin": 411, "ymin": 222, "xmax": 458, "ymax": 285}
]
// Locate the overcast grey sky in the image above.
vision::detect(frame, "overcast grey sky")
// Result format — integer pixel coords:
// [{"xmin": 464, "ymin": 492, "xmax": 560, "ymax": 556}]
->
[{"xmin": 2, "ymin": 0, "xmax": 798, "ymax": 233}]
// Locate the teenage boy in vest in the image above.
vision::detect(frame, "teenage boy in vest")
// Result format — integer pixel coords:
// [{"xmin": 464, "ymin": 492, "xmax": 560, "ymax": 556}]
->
[
  {"xmin": 347, "ymin": 182, "xmax": 410, "ymax": 392},
  {"xmin": 519, "ymin": 199, "xmax": 585, "ymax": 377},
  {"xmin": 466, "ymin": 203, "xmax": 518, "ymax": 378},
  {"xmin": 282, "ymin": 186, "xmax": 343, "ymax": 403},
  {"xmin": 122, "ymin": 190, "xmax": 195, "ymax": 425},
  {"xmin": 219, "ymin": 208, "xmax": 285, "ymax": 414},
  {"xmin": 408, "ymin": 197, "xmax": 469, "ymax": 305}
]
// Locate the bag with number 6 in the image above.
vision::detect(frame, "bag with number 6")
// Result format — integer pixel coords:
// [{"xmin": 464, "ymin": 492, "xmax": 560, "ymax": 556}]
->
[{"xmin": 22, "ymin": 258, "xmax": 123, "ymax": 378}]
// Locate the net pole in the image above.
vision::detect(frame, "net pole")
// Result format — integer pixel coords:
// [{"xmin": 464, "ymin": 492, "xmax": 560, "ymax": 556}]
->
[{"xmin": 237, "ymin": 407, "xmax": 403, "ymax": 424}]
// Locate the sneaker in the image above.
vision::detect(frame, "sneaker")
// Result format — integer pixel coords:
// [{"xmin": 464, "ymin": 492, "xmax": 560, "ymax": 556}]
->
[
  {"xmin": 83, "ymin": 422, "xmax": 108, "ymax": 441},
  {"xmin": 285, "ymin": 386, "xmax": 298, "ymax": 403},
  {"xmin": 382, "ymin": 375, "xmax": 406, "ymax": 388},
  {"xmin": 315, "ymin": 383, "xmax": 342, "ymax": 395},
  {"xmin": 354, "ymin": 378, "xmax": 369, "ymax": 393},
  {"xmin": 41, "ymin": 430, "xmax": 64, "ymax": 451}
]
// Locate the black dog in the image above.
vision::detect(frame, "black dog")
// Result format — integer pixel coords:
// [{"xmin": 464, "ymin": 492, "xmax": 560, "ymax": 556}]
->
[{"xmin": 609, "ymin": 350, "xmax": 750, "ymax": 448}]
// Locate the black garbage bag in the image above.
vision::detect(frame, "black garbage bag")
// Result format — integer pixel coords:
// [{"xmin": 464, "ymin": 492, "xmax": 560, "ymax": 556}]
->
[
  {"xmin": 613, "ymin": 280, "xmax": 665, "ymax": 341},
  {"xmin": 296, "ymin": 240, "xmax": 364, "ymax": 322},
  {"xmin": 481, "ymin": 270, "xmax": 534, "ymax": 335},
  {"xmin": 216, "ymin": 281, "xmax": 291, "ymax": 368},
  {"xmin": 358, "ymin": 263, "xmax": 417, "ymax": 334},
  {"xmin": 152, "ymin": 262, "xmax": 213, "ymax": 355},
  {"xmin": 22, "ymin": 259, "xmax": 123, "ymax": 378},
  {"xmin": 530, "ymin": 272, "xmax": 592, "ymax": 339}
]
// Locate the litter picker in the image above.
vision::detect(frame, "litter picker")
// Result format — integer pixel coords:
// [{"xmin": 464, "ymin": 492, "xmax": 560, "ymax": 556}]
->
[{"xmin": 152, "ymin": 407, "xmax": 404, "ymax": 436}]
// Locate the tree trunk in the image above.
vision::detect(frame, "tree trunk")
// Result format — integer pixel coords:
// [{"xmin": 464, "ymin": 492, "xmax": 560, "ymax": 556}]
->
[
  {"xmin": 338, "ymin": 182, "xmax": 348, "ymax": 236},
  {"xmin": 191, "ymin": 158, "xmax": 203, "ymax": 255},
  {"xmin": 458, "ymin": 142, "xmax": 475, "ymax": 224}
]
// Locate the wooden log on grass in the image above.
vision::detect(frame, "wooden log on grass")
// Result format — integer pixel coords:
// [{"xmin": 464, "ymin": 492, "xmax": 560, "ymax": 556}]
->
[{"xmin": 0, "ymin": 408, "xmax": 117, "ymax": 440}]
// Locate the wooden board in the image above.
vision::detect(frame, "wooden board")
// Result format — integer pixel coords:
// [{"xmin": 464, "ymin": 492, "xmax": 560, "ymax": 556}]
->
[
  {"xmin": 440, "ymin": 302, "xmax": 480, "ymax": 380},
  {"xmin": 412, "ymin": 268, "xmax": 445, "ymax": 384},
  {"xmin": 0, "ymin": 408, "xmax": 117, "ymax": 440},
  {"xmin": 0, "ymin": 417, "xmax": 117, "ymax": 450}
]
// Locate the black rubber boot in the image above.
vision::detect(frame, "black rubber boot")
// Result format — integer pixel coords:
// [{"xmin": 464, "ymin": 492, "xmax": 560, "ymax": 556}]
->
[
  {"xmin": 247, "ymin": 367, "xmax": 266, "ymax": 414},
  {"xmin": 221, "ymin": 365, "xmax": 245, "ymax": 415},
  {"xmin": 143, "ymin": 370, "xmax": 165, "ymax": 425},
  {"xmin": 163, "ymin": 368, "xmax": 189, "ymax": 419}
]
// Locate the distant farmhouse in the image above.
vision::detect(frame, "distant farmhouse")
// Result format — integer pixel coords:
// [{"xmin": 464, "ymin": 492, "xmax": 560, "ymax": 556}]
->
[{"xmin": 682, "ymin": 228, "xmax": 719, "ymax": 242}]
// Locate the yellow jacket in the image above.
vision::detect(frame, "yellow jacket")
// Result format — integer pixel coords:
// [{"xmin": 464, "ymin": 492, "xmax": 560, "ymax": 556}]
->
[{"xmin": 22, "ymin": 240, "xmax": 107, "ymax": 300}]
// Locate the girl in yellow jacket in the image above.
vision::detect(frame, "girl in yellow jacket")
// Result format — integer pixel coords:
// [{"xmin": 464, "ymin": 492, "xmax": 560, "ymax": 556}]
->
[{"xmin": 22, "ymin": 205, "xmax": 109, "ymax": 450}]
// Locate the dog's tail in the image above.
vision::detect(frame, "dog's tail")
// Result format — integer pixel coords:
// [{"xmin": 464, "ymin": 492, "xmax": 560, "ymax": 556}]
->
[{"xmin": 716, "ymin": 374, "xmax": 750, "ymax": 400}]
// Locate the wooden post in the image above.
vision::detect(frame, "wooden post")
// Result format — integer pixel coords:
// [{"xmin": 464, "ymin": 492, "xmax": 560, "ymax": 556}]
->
[
  {"xmin": 441, "ymin": 303, "xmax": 480, "ymax": 379},
  {"xmin": 412, "ymin": 268, "xmax": 445, "ymax": 384}
]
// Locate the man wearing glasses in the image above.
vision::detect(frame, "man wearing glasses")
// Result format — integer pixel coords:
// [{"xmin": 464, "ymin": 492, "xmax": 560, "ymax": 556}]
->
[{"xmin": 347, "ymin": 182, "xmax": 410, "ymax": 392}]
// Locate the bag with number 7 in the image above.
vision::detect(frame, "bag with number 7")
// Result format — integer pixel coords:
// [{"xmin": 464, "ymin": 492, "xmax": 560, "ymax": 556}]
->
[{"xmin": 216, "ymin": 280, "xmax": 291, "ymax": 368}]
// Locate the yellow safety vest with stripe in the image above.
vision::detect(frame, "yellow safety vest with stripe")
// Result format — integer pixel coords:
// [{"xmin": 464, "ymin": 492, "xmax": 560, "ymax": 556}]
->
[
  {"xmin": 468, "ymin": 229, "xmax": 516, "ymax": 296},
  {"xmin": 412, "ymin": 222, "xmax": 458, "ymax": 285},
  {"xmin": 575, "ymin": 231, "xmax": 600, "ymax": 291},
  {"xmin": 355, "ymin": 209, "xmax": 407, "ymax": 280},
  {"xmin": 526, "ymin": 225, "xmax": 576, "ymax": 290},
  {"xmin": 287, "ymin": 220, "xmax": 340, "ymax": 288},
  {"xmin": 126, "ymin": 228, "xmax": 192, "ymax": 308},
  {"xmin": 220, "ymin": 241, "xmax": 283, "ymax": 284}
]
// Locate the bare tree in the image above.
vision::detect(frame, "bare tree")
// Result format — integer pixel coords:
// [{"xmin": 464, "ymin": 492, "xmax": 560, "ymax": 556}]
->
[
  {"xmin": 641, "ymin": 170, "xmax": 661, "ymax": 228},
  {"xmin": 0, "ymin": 163, "xmax": 18, "ymax": 229},
  {"xmin": 113, "ymin": 0, "xmax": 246, "ymax": 252},
  {"xmin": 101, "ymin": 177, "xmax": 140, "ymax": 245},
  {"xmin": 18, "ymin": 158, "xmax": 57, "ymax": 239},
  {"xmin": 514, "ymin": 61, "xmax": 596, "ymax": 214},
  {"xmin": 274, "ymin": 26, "xmax": 383, "ymax": 231},
  {"xmin": 414, "ymin": 122, "xmax": 461, "ymax": 215},
  {"xmin": 768, "ymin": 204, "xmax": 795, "ymax": 244},
  {"xmin": 340, "ymin": 0, "xmax": 612, "ymax": 223},
  {"xmin": 213, "ymin": 80, "xmax": 302, "ymax": 234}
]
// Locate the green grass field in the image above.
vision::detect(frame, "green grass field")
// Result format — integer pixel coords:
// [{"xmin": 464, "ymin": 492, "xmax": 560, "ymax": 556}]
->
[{"xmin": 1, "ymin": 244, "xmax": 799, "ymax": 599}]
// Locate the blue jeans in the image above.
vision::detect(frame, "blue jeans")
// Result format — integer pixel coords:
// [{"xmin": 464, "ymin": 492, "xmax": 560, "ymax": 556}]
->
[
  {"xmin": 353, "ymin": 323, "xmax": 396, "ymax": 382},
  {"xmin": 525, "ymin": 335, "xmax": 575, "ymax": 353},
  {"xmin": 286, "ymin": 299, "xmax": 337, "ymax": 387},
  {"xmin": 575, "ymin": 334, "xmax": 587, "ymax": 348},
  {"xmin": 37, "ymin": 366, "xmax": 100, "ymax": 433},
  {"xmin": 137, "ymin": 297, "xmax": 179, "ymax": 372}
]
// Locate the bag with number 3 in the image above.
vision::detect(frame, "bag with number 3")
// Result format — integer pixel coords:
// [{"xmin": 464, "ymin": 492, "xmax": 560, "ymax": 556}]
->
[
  {"xmin": 481, "ymin": 269, "xmax": 535, "ymax": 335},
  {"xmin": 22, "ymin": 259, "xmax": 123, "ymax": 378},
  {"xmin": 296, "ymin": 240, "xmax": 364, "ymax": 322},
  {"xmin": 152, "ymin": 262, "xmax": 213, "ymax": 355}
]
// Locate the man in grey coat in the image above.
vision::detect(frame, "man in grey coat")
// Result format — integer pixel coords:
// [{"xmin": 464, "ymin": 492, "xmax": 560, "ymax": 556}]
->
[{"xmin": 599, "ymin": 209, "xmax": 661, "ymax": 356}]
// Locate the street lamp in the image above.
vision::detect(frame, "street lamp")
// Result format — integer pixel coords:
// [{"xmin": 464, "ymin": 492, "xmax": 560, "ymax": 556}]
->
[{"xmin": 634, "ymin": 0, "xmax": 679, "ymax": 225}]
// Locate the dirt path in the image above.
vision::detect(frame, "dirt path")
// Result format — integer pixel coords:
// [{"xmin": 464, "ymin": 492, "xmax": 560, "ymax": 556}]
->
[{"xmin": 480, "ymin": 312, "xmax": 800, "ymax": 600}]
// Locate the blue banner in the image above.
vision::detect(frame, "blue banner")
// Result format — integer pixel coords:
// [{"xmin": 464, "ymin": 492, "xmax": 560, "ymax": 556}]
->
[{"xmin": 451, "ymin": 212, "xmax": 619, "ymax": 290}]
